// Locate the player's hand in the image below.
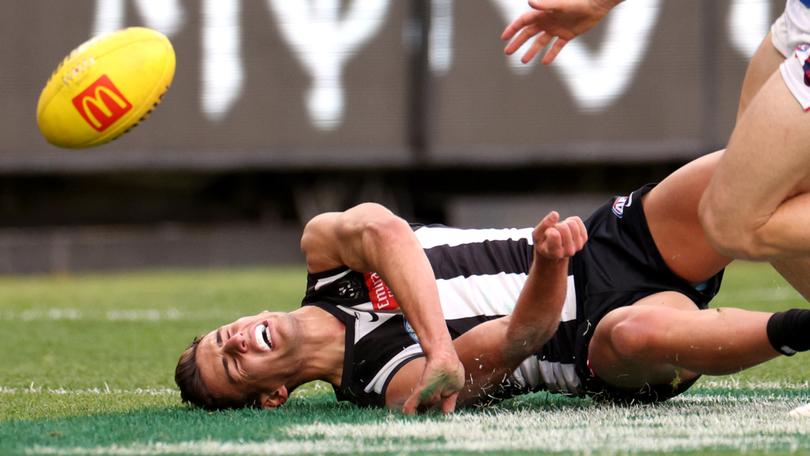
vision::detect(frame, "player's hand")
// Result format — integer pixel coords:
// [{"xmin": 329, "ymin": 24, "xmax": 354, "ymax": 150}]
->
[
  {"xmin": 502, "ymin": 0, "xmax": 619, "ymax": 65},
  {"xmin": 402, "ymin": 348, "xmax": 465, "ymax": 414},
  {"xmin": 532, "ymin": 211, "xmax": 588, "ymax": 260}
]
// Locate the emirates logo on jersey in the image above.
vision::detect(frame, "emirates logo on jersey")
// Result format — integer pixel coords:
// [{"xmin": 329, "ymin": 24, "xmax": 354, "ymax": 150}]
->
[{"xmin": 364, "ymin": 272, "xmax": 400, "ymax": 311}]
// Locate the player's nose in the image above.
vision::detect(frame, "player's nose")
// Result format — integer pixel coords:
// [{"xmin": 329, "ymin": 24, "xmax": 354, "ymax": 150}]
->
[{"xmin": 224, "ymin": 332, "xmax": 248, "ymax": 354}]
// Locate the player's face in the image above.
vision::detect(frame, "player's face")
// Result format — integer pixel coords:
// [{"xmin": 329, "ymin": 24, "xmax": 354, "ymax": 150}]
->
[{"xmin": 195, "ymin": 311, "xmax": 297, "ymax": 407}]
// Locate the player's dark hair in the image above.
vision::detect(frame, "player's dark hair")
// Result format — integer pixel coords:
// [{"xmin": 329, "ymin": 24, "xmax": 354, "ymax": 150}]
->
[{"xmin": 174, "ymin": 336, "xmax": 259, "ymax": 410}]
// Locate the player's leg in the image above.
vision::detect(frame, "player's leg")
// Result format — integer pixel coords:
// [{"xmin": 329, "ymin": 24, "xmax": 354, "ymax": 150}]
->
[
  {"xmin": 588, "ymin": 290, "xmax": 810, "ymax": 410},
  {"xmin": 698, "ymin": 68, "xmax": 810, "ymax": 260},
  {"xmin": 699, "ymin": 1, "xmax": 810, "ymax": 261},
  {"xmin": 643, "ymin": 151, "xmax": 729, "ymax": 283},
  {"xmin": 730, "ymin": 5, "xmax": 810, "ymax": 304},
  {"xmin": 736, "ymin": 32, "xmax": 786, "ymax": 120},
  {"xmin": 648, "ymin": 148, "xmax": 810, "ymax": 303},
  {"xmin": 588, "ymin": 292, "xmax": 782, "ymax": 390}
]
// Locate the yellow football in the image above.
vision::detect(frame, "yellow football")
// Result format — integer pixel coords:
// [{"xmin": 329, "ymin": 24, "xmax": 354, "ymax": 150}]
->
[{"xmin": 36, "ymin": 27, "xmax": 175, "ymax": 149}]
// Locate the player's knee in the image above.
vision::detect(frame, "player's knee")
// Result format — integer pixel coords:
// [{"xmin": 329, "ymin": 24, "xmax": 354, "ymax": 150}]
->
[
  {"xmin": 705, "ymin": 227, "xmax": 772, "ymax": 261},
  {"xmin": 698, "ymin": 198, "xmax": 732, "ymax": 250},
  {"xmin": 699, "ymin": 201, "xmax": 767, "ymax": 260},
  {"xmin": 605, "ymin": 309, "xmax": 657, "ymax": 361}
]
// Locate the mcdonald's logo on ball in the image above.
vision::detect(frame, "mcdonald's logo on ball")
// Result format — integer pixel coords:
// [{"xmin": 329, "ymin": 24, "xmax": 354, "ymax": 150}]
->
[{"xmin": 72, "ymin": 75, "xmax": 133, "ymax": 132}]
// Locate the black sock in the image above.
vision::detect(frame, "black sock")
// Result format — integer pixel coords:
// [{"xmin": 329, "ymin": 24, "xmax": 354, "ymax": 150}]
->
[{"xmin": 767, "ymin": 309, "xmax": 810, "ymax": 356}]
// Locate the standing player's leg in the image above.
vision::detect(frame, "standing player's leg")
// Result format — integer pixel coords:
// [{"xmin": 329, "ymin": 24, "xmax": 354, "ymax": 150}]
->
[
  {"xmin": 731, "ymin": 7, "xmax": 810, "ymax": 302},
  {"xmin": 736, "ymin": 32, "xmax": 786, "ymax": 120},
  {"xmin": 588, "ymin": 292, "xmax": 810, "ymax": 392},
  {"xmin": 698, "ymin": 67, "xmax": 810, "ymax": 260},
  {"xmin": 699, "ymin": 1, "xmax": 810, "ymax": 261}
]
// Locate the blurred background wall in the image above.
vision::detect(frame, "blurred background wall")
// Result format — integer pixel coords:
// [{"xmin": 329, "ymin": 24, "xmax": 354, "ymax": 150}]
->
[{"xmin": 0, "ymin": 0, "xmax": 780, "ymax": 273}]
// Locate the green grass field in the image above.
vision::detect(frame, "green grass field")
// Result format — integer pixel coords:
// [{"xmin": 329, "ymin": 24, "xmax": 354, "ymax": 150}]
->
[{"xmin": 1, "ymin": 262, "xmax": 810, "ymax": 455}]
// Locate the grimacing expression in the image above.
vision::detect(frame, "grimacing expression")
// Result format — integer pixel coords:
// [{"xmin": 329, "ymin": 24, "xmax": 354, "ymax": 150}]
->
[{"xmin": 195, "ymin": 311, "xmax": 296, "ymax": 408}]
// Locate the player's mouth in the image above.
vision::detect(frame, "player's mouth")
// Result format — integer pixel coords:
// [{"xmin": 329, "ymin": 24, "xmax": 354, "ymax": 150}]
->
[{"xmin": 254, "ymin": 322, "xmax": 273, "ymax": 351}]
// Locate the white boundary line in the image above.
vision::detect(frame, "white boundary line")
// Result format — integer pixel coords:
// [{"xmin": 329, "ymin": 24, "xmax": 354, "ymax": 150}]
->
[
  {"xmin": 2, "ymin": 380, "xmax": 805, "ymax": 396},
  {"xmin": 696, "ymin": 378, "xmax": 810, "ymax": 390},
  {"xmin": 0, "ymin": 308, "xmax": 194, "ymax": 322},
  {"xmin": 0, "ymin": 384, "xmax": 176, "ymax": 396}
]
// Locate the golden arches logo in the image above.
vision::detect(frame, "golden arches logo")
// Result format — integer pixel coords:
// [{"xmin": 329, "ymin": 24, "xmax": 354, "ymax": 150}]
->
[{"xmin": 72, "ymin": 75, "xmax": 132, "ymax": 132}]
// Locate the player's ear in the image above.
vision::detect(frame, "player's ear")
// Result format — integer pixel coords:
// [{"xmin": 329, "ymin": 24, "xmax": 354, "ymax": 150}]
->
[{"xmin": 259, "ymin": 386, "xmax": 288, "ymax": 409}]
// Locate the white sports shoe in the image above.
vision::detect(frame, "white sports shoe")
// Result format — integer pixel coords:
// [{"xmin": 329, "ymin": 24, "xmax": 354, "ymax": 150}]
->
[{"xmin": 789, "ymin": 403, "xmax": 810, "ymax": 417}]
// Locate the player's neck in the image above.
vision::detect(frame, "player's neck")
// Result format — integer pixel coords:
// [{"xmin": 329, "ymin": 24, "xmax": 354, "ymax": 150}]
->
[{"xmin": 289, "ymin": 306, "xmax": 346, "ymax": 386}]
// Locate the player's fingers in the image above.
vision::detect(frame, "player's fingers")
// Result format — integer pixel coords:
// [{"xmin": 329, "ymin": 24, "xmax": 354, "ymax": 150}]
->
[
  {"xmin": 524, "ymin": 31, "xmax": 554, "ymax": 64},
  {"xmin": 541, "ymin": 37, "xmax": 568, "ymax": 65},
  {"xmin": 534, "ymin": 211, "xmax": 559, "ymax": 240},
  {"xmin": 501, "ymin": 17, "xmax": 525, "ymax": 41},
  {"xmin": 402, "ymin": 391, "xmax": 421, "ymax": 415},
  {"xmin": 522, "ymin": 31, "xmax": 551, "ymax": 64},
  {"xmin": 441, "ymin": 392, "xmax": 459, "ymax": 414},
  {"xmin": 573, "ymin": 217, "xmax": 588, "ymax": 249},
  {"xmin": 555, "ymin": 222, "xmax": 576, "ymax": 257},
  {"xmin": 528, "ymin": 0, "xmax": 560, "ymax": 11},
  {"xmin": 568, "ymin": 220, "xmax": 585, "ymax": 254},
  {"xmin": 502, "ymin": 11, "xmax": 537, "ymax": 41},
  {"xmin": 542, "ymin": 227, "xmax": 562, "ymax": 257},
  {"xmin": 504, "ymin": 24, "xmax": 540, "ymax": 55},
  {"xmin": 562, "ymin": 217, "xmax": 584, "ymax": 249}
]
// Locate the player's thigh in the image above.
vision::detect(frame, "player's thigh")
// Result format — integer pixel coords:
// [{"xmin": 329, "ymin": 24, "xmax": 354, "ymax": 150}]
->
[
  {"xmin": 588, "ymin": 292, "xmax": 700, "ymax": 389},
  {"xmin": 707, "ymin": 70, "xmax": 810, "ymax": 223},
  {"xmin": 737, "ymin": 32, "xmax": 785, "ymax": 120},
  {"xmin": 643, "ymin": 151, "xmax": 729, "ymax": 283}
]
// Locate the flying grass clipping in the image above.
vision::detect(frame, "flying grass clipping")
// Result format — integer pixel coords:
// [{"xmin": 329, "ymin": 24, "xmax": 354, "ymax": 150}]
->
[{"xmin": 36, "ymin": 27, "xmax": 175, "ymax": 149}]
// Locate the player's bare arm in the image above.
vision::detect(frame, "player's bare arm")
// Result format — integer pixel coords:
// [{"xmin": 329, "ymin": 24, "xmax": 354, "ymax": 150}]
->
[
  {"xmin": 385, "ymin": 212, "xmax": 587, "ymax": 408},
  {"xmin": 502, "ymin": 0, "xmax": 622, "ymax": 65},
  {"xmin": 301, "ymin": 203, "xmax": 465, "ymax": 414}
]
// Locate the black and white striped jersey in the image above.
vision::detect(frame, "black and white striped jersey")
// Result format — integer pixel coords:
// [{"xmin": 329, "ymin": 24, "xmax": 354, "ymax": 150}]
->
[
  {"xmin": 302, "ymin": 184, "xmax": 724, "ymax": 407},
  {"xmin": 302, "ymin": 224, "xmax": 581, "ymax": 407}
]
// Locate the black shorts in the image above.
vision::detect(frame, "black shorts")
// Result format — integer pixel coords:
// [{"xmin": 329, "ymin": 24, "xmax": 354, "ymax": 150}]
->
[{"xmin": 570, "ymin": 184, "xmax": 724, "ymax": 404}]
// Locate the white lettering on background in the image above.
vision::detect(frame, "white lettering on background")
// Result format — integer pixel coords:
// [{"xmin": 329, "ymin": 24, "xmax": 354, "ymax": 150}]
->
[
  {"xmin": 92, "ymin": 0, "xmax": 184, "ymax": 37},
  {"xmin": 728, "ymin": 0, "xmax": 771, "ymax": 58},
  {"xmin": 267, "ymin": 0, "xmax": 392, "ymax": 130},
  {"xmin": 91, "ymin": 0, "xmax": 775, "ymax": 125},
  {"xmin": 430, "ymin": 0, "xmax": 454, "ymax": 75},
  {"xmin": 202, "ymin": 0, "xmax": 243, "ymax": 121}
]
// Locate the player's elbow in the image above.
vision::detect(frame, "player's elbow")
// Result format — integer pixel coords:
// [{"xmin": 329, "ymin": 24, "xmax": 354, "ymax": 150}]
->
[
  {"xmin": 300, "ymin": 212, "xmax": 343, "ymax": 262},
  {"xmin": 351, "ymin": 204, "xmax": 411, "ymax": 248}
]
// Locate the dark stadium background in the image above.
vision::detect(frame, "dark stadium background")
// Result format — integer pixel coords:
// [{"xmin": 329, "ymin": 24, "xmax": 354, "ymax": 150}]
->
[{"xmin": 0, "ymin": 0, "xmax": 781, "ymax": 273}]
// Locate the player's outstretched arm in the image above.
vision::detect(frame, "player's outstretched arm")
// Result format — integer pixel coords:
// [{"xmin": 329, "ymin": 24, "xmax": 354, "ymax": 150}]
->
[
  {"xmin": 386, "ymin": 212, "xmax": 587, "ymax": 408},
  {"xmin": 502, "ymin": 0, "xmax": 622, "ymax": 65},
  {"xmin": 301, "ymin": 203, "xmax": 464, "ymax": 414}
]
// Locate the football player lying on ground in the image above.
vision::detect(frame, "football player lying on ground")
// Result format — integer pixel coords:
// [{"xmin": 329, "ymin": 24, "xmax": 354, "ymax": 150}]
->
[{"xmin": 176, "ymin": 150, "xmax": 810, "ymax": 411}]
